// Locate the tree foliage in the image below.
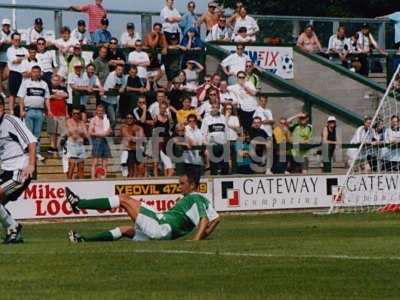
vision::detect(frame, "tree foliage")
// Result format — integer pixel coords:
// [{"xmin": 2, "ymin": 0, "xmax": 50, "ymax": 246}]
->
[{"xmin": 216, "ymin": 0, "xmax": 400, "ymax": 18}]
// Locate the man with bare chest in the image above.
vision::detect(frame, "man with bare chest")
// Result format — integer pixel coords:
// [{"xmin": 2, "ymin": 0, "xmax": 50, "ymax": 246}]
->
[{"xmin": 198, "ymin": 2, "xmax": 219, "ymax": 35}]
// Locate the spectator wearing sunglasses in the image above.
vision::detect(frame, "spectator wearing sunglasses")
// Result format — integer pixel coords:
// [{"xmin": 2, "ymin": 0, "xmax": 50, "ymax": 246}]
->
[
  {"xmin": 106, "ymin": 37, "xmax": 126, "ymax": 72},
  {"xmin": 221, "ymin": 44, "xmax": 249, "ymax": 85},
  {"xmin": 206, "ymin": 16, "xmax": 231, "ymax": 42}
]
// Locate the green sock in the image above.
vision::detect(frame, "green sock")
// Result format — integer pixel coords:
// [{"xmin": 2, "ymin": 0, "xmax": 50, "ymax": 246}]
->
[
  {"xmin": 77, "ymin": 196, "xmax": 120, "ymax": 210},
  {"xmin": 82, "ymin": 228, "xmax": 122, "ymax": 242}
]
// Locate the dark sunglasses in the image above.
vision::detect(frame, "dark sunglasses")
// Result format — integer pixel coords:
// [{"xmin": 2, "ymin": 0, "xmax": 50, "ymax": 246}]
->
[{"xmin": 237, "ymin": 76, "xmax": 246, "ymax": 79}]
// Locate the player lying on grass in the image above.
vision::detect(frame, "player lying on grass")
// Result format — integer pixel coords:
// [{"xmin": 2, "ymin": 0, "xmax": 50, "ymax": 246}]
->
[{"xmin": 66, "ymin": 173, "xmax": 220, "ymax": 242}]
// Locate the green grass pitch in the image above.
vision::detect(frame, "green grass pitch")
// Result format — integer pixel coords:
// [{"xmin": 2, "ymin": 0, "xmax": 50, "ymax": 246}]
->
[{"xmin": 1, "ymin": 213, "xmax": 400, "ymax": 300}]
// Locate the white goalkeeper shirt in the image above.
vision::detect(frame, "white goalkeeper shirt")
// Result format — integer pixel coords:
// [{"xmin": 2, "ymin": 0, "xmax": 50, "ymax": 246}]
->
[{"xmin": 0, "ymin": 114, "xmax": 37, "ymax": 170}]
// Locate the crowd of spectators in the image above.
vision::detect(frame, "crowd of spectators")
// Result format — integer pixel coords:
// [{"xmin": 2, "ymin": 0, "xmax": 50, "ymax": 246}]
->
[{"xmin": 0, "ymin": 0, "xmax": 391, "ymax": 179}]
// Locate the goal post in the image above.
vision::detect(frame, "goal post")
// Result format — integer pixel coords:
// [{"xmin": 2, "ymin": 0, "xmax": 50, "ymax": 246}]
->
[{"xmin": 330, "ymin": 65, "xmax": 400, "ymax": 214}]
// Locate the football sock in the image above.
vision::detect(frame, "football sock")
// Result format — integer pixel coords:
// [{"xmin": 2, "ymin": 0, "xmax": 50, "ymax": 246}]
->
[
  {"xmin": 0, "ymin": 204, "xmax": 17, "ymax": 229},
  {"xmin": 77, "ymin": 196, "xmax": 120, "ymax": 210},
  {"xmin": 82, "ymin": 227, "xmax": 122, "ymax": 242}
]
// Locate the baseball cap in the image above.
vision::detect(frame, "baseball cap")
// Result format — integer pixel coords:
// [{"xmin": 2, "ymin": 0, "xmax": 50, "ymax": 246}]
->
[
  {"xmin": 101, "ymin": 18, "xmax": 109, "ymax": 26},
  {"xmin": 34, "ymin": 18, "xmax": 43, "ymax": 25},
  {"xmin": 127, "ymin": 22, "xmax": 135, "ymax": 29},
  {"xmin": 327, "ymin": 116, "xmax": 337, "ymax": 122},
  {"xmin": 361, "ymin": 23, "xmax": 369, "ymax": 29},
  {"xmin": 2, "ymin": 18, "xmax": 11, "ymax": 26},
  {"xmin": 73, "ymin": 62, "xmax": 83, "ymax": 68},
  {"xmin": 208, "ymin": 2, "xmax": 217, "ymax": 7},
  {"xmin": 77, "ymin": 20, "xmax": 86, "ymax": 26}
]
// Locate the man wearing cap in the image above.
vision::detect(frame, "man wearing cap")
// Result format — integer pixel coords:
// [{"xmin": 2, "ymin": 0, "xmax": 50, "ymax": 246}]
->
[
  {"xmin": 7, "ymin": 32, "xmax": 28, "ymax": 115},
  {"xmin": 93, "ymin": 18, "xmax": 112, "ymax": 46},
  {"xmin": 0, "ymin": 18, "xmax": 12, "ymax": 99},
  {"xmin": 70, "ymin": 0, "xmax": 107, "ymax": 41},
  {"xmin": 67, "ymin": 62, "xmax": 87, "ymax": 115},
  {"xmin": 198, "ymin": 2, "xmax": 219, "ymax": 36},
  {"xmin": 71, "ymin": 20, "xmax": 92, "ymax": 45},
  {"xmin": 17, "ymin": 65, "xmax": 51, "ymax": 161},
  {"xmin": 121, "ymin": 23, "xmax": 141, "ymax": 49},
  {"xmin": 27, "ymin": 18, "xmax": 46, "ymax": 46},
  {"xmin": 160, "ymin": 0, "xmax": 182, "ymax": 43},
  {"xmin": 67, "ymin": 43, "xmax": 86, "ymax": 77}
]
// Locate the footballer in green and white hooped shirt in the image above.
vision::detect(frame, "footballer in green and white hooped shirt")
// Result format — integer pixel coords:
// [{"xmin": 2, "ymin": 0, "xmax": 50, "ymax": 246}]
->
[{"xmin": 66, "ymin": 173, "xmax": 220, "ymax": 242}]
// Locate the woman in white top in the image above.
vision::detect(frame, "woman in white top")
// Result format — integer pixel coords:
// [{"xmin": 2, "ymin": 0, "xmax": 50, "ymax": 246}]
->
[
  {"xmin": 223, "ymin": 103, "xmax": 241, "ymax": 174},
  {"xmin": 183, "ymin": 60, "xmax": 204, "ymax": 90}
]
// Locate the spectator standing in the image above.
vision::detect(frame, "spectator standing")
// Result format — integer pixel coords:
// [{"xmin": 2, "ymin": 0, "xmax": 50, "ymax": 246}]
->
[
  {"xmin": 198, "ymin": 2, "xmax": 219, "ymax": 36},
  {"xmin": 66, "ymin": 107, "xmax": 89, "ymax": 179},
  {"xmin": 253, "ymin": 95, "xmax": 274, "ymax": 137},
  {"xmin": 382, "ymin": 115, "xmax": 400, "ymax": 171},
  {"xmin": 245, "ymin": 61, "xmax": 261, "ymax": 91},
  {"xmin": 36, "ymin": 37, "xmax": 56, "ymax": 90},
  {"xmin": 248, "ymin": 116, "xmax": 271, "ymax": 173},
  {"xmin": 128, "ymin": 40, "xmax": 150, "ymax": 80},
  {"xmin": 17, "ymin": 65, "xmax": 51, "ymax": 161},
  {"xmin": 47, "ymin": 74, "xmax": 68, "ymax": 155},
  {"xmin": 107, "ymin": 37, "xmax": 126, "ymax": 72},
  {"xmin": 93, "ymin": 18, "xmax": 112, "ymax": 46},
  {"xmin": 144, "ymin": 22, "xmax": 168, "ymax": 82},
  {"xmin": 201, "ymin": 102, "xmax": 229, "ymax": 175},
  {"xmin": 0, "ymin": 18, "xmax": 12, "ymax": 99},
  {"xmin": 160, "ymin": 0, "xmax": 182, "ymax": 44},
  {"xmin": 120, "ymin": 113, "xmax": 145, "ymax": 177},
  {"xmin": 103, "ymin": 64, "xmax": 126, "ymax": 132},
  {"xmin": 183, "ymin": 114, "xmax": 204, "ymax": 174},
  {"xmin": 328, "ymin": 26, "xmax": 351, "ymax": 67},
  {"xmin": 67, "ymin": 63, "xmax": 87, "ymax": 115},
  {"xmin": 133, "ymin": 95, "xmax": 155, "ymax": 138},
  {"xmin": 183, "ymin": 60, "xmax": 204, "ymax": 90},
  {"xmin": 89, "ymin": 104, "xmax": 112, "ymax": 179},
  {"xmin": 21, "ymin": 45, "xmax": 39, "ymax": 80},
  {"xmin": 297, "ymin": 25, "xmax": 323, "ymax": 53},
  {"xmin": 71, "ymin": 20, "xmax": 92, "ymax": 45},
  {"xmin": 7, "ymin": 32, "xmax": 28, "ymax": 114},
  {"xmin": 70, "ymin": 0, "xmax": 107, "ymax": 41},
  {"xmin": 233, "ymin": 7, "xmax": 259, "ymax": 42},
  {"xmin": 67, "ymin": 43, "xmax": 86, "ymax": 78},
  {"xmin": 288, "ymin": 112, "xmax": 313, "ymax": 174},
  {"xmin": 321, "ymin": 116, "xmax": 337, "ymax": 173},
  {"xmin": 180, "ymin": 1, "xmax": 199, "ymax": 36},
  {"xmin": 121, "ymin": 23, "xmax": 141, "ymax": 49},
  {"xmin": 121, "ymin": 65, "xmax": 149, "ymax": 118},
  {"xmin": 272, "ymin": 117, "xmax": 290, "ymax": 174},
  {"xmin": 223, "ymin": 103, "xmax": 241, "ymax": 174},
  {"xmin": 27, "ymin": 18, "xmax": 46, "ymax": 45},
  {"xmin": 227, "ymin": 1, "xmax": 244, "ymax": 29},
  {"xmin": 227, "ymin": 71, "xmax": 257, "ymax": 133},
  {"xmin": 221, "ymin": 44, "xmax": 249, "ymax": 85},
  {"xmin": 54, "ymin": 27, "xmax": 78, "ymax": 79},
  {"xmin": 81, "ymin": 63, "xmax": 104, "ymax": 121},
  {"xmin": 94, "ymin": 46, "xmax": 110, "ymax": 84},
  {"xmin": 206, "ymin": 16, "xmax": 231, "ymax": 42}
]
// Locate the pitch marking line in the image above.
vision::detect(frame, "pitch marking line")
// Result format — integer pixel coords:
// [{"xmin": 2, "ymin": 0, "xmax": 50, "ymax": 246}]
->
[{"xmin": 2, "ymin": 248, "xmax": 400, "ymax": 261}]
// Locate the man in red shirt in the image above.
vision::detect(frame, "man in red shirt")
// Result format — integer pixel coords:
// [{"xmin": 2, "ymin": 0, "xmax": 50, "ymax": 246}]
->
[
  {"xmin": 47, "ymin": 74, "xmax": 69, "ymax": 154},
  {"xmin": 70, "ymin": 0, "xmax": 107, "ymax": 40}
]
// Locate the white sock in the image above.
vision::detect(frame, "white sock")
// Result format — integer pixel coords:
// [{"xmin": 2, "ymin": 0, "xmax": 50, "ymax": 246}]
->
[
  {"xmin": 109, "ymin": 227, "xmax": 122, "ymax": 240},
  {"xmin": 0, "ymin": 204, "xmax": 17, "ymax": 229}
]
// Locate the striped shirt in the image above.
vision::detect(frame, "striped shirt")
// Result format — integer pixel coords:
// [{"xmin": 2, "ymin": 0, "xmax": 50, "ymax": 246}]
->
[
  {"xmin": 81, "ymin": 4, "xmax": 107, "ymax": 33},
  {"xmin": 0, "ymin": 114, "xmax": 37, "ymax": 170}
]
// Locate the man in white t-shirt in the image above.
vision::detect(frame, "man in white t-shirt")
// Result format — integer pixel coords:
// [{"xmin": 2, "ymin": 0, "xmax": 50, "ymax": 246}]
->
[
  {"xmin": 160, "ymin": 0, "xmax": 182, "ymax": 43},
  {"xmin": 54, "ymin": 27, "xmax": 79, "ymax": 79},
  {"xmin": 128, "ymin": 40, "xmax": 150, "ymax": 80},
  {"xmin": 227, "ymin": 71, "xmax": 257, "ymax": 133},
  {"xmin": 220, "ymin": 44, "xmax": 250, "ymax": 85},
  {"xmin": 121, "ymin": 23, "xmax": 141, "ymax": 49},
  {"xmin": 21, "ymin": 45, "xmax": 39, "ymax": 80},
  {"xmin": 253, "ymin": 95, "xmax": 274, "ymax": 137},
  {"xmin": 27, "ymin": 18, "xmax": 47, "ymax": 45},
  {"xmin": 71, "ymin": 20, "xmax": 92, "ymax": 45},
  {"xmin": 233, "ymin": 7, "xmax": 259, "ymax": 42},
  {"xmin": 0, "ymin": 18, "xmax": 12, "ymax": 99}
]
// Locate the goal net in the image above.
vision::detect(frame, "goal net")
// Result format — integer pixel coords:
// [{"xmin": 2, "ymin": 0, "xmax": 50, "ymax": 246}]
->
[{"xmin": 330, "ymin": 65, "xmax": 400, "ymax": 214}]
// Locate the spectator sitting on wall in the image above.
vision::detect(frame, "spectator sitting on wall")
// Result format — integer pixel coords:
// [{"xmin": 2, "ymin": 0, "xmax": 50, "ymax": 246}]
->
[
  {"xmin": 70, "ymin": 0, "xmax": 107, "ymax": 41},
  {"xmin": 198, "ymin": 2, "xmax": 219, "ymax": 37},
  {"xmin": 328, "ymin": 25, "xmax": 351, "ymax": 67},
  {"xmin": 71, "ymin": 20, "xmax": 92, "ymax": 45},
  {"xmin": 233, "ymin": 7, "xmax": 259, "ymax": 42},
  {"xmin": 180, "ymin": 27, "xmax": 204, "ymax": 67},
  {"xmin": 144, "ymin": 23, "xmax": 167, "ymax": 82},
  {"xmin": 233, "ymin": 27, "xmax": 254, "ymax": 43},
  {"xmin": 66, "ymin": 43, "xmax": 86, "ymax": 78},
  {"xmin": 206, "ymin": 15, "xmax": 231, "ymax": 42},
  {"xmin": 288, "ymin": 112, "xmax": 313, "ymax": 174},
  {"xmin": 121, "ymin": 23, "xmax": 141, "ymax": 49},
  {"xmin": 54, "ymin": 27, "xmax": 78, "ymax": 79},
  {"xmin": 220, "ymin": 44, "xmax": 249, "ymax": 85},
  {"xmin": 93, "ymin": 18, "xmax": 112, "ymax": 46},
  {"xmin": 27, "ymin": 18, "xmax": 48, "ymax": 46},
  {"xmin": 297, "ymin": 24, "xmax": 323, "ymax": 54}
]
